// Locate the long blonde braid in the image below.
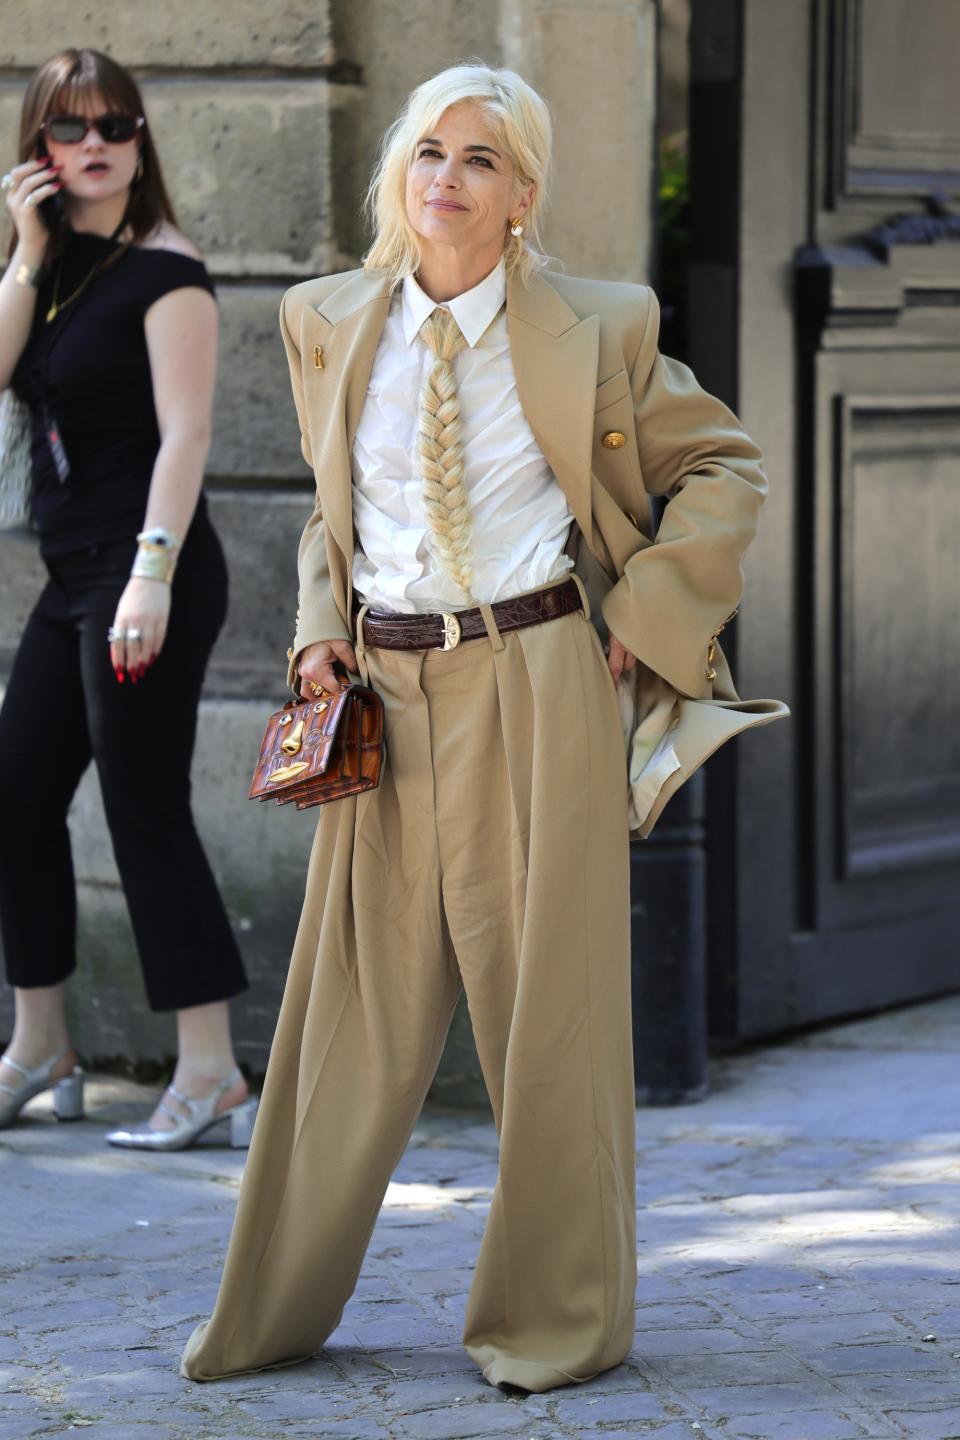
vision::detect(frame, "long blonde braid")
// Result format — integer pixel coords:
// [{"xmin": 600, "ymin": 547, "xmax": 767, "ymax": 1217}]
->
[{"xmin": 417, "ymin": 308, "xmax": 474, "ymax": 601}]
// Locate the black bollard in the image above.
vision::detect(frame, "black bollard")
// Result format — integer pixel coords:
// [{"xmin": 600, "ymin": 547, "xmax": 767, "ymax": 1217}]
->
[{"xmin": 630, "ymin": 770, "xmax": 708, "ymax": 1104}]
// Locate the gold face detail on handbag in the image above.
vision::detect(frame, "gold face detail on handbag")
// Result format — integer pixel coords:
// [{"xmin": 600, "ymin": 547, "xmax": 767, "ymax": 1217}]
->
[{"xmin": 249, "ymin": 684, "xmax": 384, "ymax": 810}]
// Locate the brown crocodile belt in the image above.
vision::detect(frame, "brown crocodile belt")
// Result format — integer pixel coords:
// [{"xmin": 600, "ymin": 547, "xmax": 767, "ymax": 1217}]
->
[{"xmin": 360, "ymin": 578, "xmax": 582, "ymax": 652}]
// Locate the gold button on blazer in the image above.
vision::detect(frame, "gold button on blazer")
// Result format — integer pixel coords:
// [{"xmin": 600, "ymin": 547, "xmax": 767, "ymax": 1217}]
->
[{"xmin": 278, "ymin": 266, "xmax": 788, "ymax": 837}]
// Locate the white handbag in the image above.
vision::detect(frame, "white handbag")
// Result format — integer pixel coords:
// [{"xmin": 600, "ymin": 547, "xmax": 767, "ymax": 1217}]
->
[{"xmin": 0, "ymin": 387, "xmax": 35, "ymax": 535}]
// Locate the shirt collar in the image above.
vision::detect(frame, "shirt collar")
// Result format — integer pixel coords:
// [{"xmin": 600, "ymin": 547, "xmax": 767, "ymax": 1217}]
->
[{"xmin": 401, "ymin": 257, "xmax": 506, "ymax": 349}]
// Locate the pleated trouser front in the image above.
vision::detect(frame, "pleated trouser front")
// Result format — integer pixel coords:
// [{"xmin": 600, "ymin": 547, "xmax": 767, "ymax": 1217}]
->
[{"xmin": 181, "ymin": 596, "xmax": 636, "ymax": 1393}]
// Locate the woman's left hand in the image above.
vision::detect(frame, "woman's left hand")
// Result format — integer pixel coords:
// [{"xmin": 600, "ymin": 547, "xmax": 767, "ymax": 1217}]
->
[
  {"xmin": 607, "ymin": 633, "xmax": 638, "ymax": 684},
  {"xmin": 109, "ymin": 577, "xmax": 172, "ymax": 682}
]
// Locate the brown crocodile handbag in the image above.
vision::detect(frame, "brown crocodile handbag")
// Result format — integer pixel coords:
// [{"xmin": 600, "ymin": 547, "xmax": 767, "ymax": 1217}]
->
[{"xmin": 249, "ymin": 684, "xmax": 384, "ymax": 810}]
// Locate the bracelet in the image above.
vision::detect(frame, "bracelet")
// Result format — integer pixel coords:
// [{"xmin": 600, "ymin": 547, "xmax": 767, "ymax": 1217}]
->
[
  {"xmin": 15, "ymin": 261, "xmax": 40, "ymax": 288},
  {"xmin": 131, "ymin": 525, "xmax": 181, "ymax": 584},
  {"xmin": 136, "ymin": 524, "xmax": 180, "ymax": 550}
]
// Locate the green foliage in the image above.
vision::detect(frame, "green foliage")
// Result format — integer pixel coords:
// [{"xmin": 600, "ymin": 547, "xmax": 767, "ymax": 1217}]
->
[
  {"xmin": 657, "ymin": 130, "xmax": 690, "ymax": 359},
  {"xmin": 659, "ymin": 131, "xmax": 690, "ymax": 233}
]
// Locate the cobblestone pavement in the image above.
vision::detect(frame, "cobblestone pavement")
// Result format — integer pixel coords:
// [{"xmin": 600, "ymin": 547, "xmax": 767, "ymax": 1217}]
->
[{"xmin": 3, "ymin": 995, "xmax": 960, "ymax": 1440}]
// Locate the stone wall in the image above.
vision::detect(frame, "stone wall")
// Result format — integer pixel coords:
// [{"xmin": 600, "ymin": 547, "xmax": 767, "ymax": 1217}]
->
[{"xmin": 0, "ymin": 0, "xmax": 655, "ymax": 1101}]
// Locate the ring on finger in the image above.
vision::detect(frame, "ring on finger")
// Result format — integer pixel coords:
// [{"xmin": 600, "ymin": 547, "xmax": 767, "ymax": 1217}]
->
[
  {"xmin": 1, "ymin": 173, "xmax": 13, "ymax": 192},
  {"xmin": 126, "ymin": 628, "xmax": 144, "ymax": 642},
  {"xmin": 107, "ymin": 626, "xmax": 127, "ymax": 643}
]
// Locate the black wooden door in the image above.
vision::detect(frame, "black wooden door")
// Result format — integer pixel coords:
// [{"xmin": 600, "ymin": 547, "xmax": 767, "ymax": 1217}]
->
[{"xmin": 689, "ymin": 0, "xmax": 960, "ymax": 1041}]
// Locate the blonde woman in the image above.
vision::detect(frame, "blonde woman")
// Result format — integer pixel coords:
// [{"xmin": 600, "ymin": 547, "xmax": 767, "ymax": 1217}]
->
[{"xmin": 182, "ymin": 63, "xmax": 782, "ymax": 1392}]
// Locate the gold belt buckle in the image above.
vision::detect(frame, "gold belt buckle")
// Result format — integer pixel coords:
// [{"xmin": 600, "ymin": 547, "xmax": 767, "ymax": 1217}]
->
[{"xmin": 440, "ymin": 612, "xmax": 461, "ymax": 651}]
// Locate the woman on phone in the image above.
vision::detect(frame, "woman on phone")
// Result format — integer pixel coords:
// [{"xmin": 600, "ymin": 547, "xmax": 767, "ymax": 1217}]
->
[{"xmin": 0, "ymin": 48, "xmax": 254, "ymax": 1149}]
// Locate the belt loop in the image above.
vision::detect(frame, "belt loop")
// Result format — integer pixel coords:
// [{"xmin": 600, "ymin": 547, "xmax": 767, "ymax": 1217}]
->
[
  {"xmin": 354, "ymin": 603, "xmax": 371, "ymax": 663},
  {"xmin": 353, "ymin": 603, "xmax": 372, "ymax": 686},
  {"xmin": 569, "ymin": 572, "xmax": 592, "ymax": 622},
  {"xmin": 478, "ymin": 602, "xmax": 505, "ymax": 652}
]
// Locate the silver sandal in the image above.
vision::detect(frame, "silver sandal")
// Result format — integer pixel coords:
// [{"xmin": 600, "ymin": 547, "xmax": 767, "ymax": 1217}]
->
[
  {"xmin": 0, "ymin": 1048, "xmax": 85, "ymax": 1129},
  {"xmin": 105, "ymin": 1067, "xmax": 257, "ymax": 1152}
]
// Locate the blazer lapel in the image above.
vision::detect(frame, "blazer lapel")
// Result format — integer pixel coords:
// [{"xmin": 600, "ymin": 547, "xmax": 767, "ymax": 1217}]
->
[
  {"xmin": 298, "ymin": 267, "xmax": 601, "ymax": 570},
  {"xmin": 298, "ymin": 270, "xmax": 395, "ymax": 568},
  {"xmin": 507, "ymin": 270, "xmax": 600, "ymax": 551}
]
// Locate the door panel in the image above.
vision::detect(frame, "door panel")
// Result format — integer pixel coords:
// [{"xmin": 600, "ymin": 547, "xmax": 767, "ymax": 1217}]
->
[
  {"xmin": 814, "ymin": 360, "xmax": 960, "ymax": 934},
  {"xmin": 821, "ymin": 0, "xmax": 960, "ymax": 216},
  {"xmin": 834, "ymin": 392, "xmax": 960, "ymax": 881},
  {"xmin": 693, "ymin": 0, "xmax": 960, "ymax": 1042}
]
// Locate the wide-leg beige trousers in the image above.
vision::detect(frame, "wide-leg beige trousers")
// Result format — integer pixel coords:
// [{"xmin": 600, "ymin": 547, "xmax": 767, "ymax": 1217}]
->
[{"xmin": 181, "ymin": 593, "xmax": 636, "ymax": 1393}]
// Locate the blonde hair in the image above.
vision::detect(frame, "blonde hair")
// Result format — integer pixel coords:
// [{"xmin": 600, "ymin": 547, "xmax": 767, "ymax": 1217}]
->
[
  {"xmin": 363, "ymin": 62, "xmax": 552, "ymax": 285},
  {"xmin": 417, "ymin": 310, "xmax": 473, "ymax": 599}
]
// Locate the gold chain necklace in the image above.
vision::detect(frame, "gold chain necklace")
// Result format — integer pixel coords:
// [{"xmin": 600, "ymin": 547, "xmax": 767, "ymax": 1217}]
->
[{"xmin": 45, "ymin": 225, "xmax": 130, "ymax": 324}]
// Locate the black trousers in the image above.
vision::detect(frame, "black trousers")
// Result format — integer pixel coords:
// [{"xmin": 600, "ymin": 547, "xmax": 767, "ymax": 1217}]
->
[{"xmin": 0, "ymin": 510, "xmax": 248, "ymax": 1012}]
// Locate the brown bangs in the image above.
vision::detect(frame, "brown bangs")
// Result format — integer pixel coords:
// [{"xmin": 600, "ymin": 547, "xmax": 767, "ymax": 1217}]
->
[{"xmin": 48, "ymin": 60, "xmax": 141, "ymax": 123}]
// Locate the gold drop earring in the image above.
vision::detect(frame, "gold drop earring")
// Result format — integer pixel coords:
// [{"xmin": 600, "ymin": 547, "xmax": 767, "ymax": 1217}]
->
[{"xmin": 509, "ymin": 216, "xmax": 524, "ymax": 237}]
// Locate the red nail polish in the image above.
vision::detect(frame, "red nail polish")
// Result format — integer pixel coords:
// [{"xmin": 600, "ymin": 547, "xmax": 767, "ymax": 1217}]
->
[{"xmin": 116, "ymin": 668, "xmax": 125, "ymax": 684}]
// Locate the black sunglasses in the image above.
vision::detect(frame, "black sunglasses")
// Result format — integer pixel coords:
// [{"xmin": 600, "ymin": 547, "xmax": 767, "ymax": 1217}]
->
[{"xmin": 42, "ymin": 112, "xmax": 145, "ymax": 145}]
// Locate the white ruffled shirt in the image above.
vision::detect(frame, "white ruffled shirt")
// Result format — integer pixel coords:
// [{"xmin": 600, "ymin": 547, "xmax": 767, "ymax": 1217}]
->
[{"xmin": 351, "ymin": 258, "xmax": 574, "ymax": 614}]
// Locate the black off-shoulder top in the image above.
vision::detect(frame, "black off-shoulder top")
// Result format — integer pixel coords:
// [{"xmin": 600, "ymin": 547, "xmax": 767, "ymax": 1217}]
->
[{"xmin": 12, "ymin": 229, "xmax": 216, "ymax": 558}]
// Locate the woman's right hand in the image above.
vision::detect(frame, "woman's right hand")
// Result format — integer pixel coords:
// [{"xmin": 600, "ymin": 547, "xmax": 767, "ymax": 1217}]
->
[
  {"xmin": 298, "ymin": 639, "xmax": 359, "ymax": 695},
  {"xmin": 4, "ymin": 157, "xmax": 62, "ymax": 260}
]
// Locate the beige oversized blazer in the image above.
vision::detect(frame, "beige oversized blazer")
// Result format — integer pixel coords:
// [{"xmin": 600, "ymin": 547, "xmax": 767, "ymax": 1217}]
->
[{"xmin": 279, "ymin": 265, "xmax": 788, "ymax": 838}]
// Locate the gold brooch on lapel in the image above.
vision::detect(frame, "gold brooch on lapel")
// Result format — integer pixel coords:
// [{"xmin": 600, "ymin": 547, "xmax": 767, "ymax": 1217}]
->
[
  {"xmin": 601, "ymin": 431, "xmax": 626, "ymax": 449},
  {"xmin": 313, "ymin": 346, "xmax": 324, "ymax": 370}
]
